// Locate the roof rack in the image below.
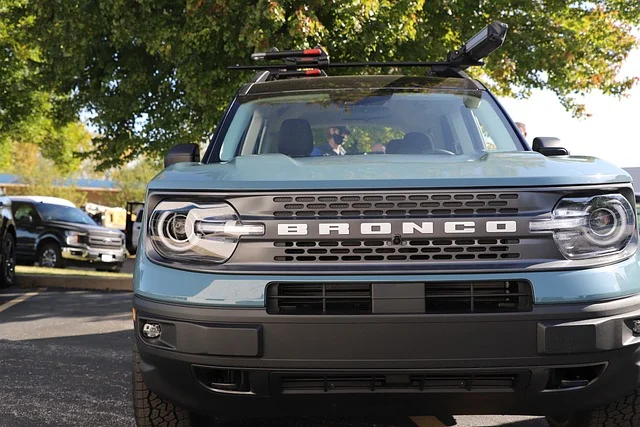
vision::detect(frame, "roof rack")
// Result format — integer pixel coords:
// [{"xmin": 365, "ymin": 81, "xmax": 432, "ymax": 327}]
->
[{"xmin": 229, "ymin": 22, "xmax": 508, "ymax": 81}]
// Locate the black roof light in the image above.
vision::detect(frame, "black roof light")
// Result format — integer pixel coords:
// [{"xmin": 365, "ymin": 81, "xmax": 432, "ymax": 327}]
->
[
  {"xmin": 447, "ymin": 22, "xmax": 508, "ymax": 67},
  {"xmin": 229, "ymin": 22, "xmax": 508, "ymax": 81}
]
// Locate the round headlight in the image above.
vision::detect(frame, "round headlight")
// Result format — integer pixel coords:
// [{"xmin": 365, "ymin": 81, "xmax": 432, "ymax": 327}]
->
[
  {"xmin": 148, "ymin": 201, "xmax": 264, "ymax": 264},
  {"xmin": 530, "ymin": 193, "xmax": 637, "ymax": 260}
]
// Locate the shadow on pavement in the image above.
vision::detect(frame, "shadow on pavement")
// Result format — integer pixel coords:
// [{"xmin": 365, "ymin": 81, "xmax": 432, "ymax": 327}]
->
[{"xmin": 0, "ymin": 288, "xmax": 131, "ymax": 323}]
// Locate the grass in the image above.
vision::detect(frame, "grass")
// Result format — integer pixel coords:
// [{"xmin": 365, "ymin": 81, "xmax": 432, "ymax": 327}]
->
[{"xmin": 16, "ymin": 265, "xmax": 133, "ymax": 279}]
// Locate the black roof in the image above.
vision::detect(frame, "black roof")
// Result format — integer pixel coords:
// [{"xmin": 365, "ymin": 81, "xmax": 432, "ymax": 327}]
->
[{"xmin": 240, "ymin": 75, "xmax": 483, "ymax": 96}]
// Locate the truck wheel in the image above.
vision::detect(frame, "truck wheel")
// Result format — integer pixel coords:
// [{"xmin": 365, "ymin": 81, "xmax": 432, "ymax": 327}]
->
[
  {"xmin": 546, "ymin": 387, "xmax": 640, "ymax": 427},
  {"xmin": 37, "ymin": 243, "xmax": 63, "ymax": 269},
  {"xmin": 0, "ymin": 233, "xmax": 16, "ymax": 288},
  {"xmin": 133, "ymin": 345, "xmax": 211, "ymax": 427}
]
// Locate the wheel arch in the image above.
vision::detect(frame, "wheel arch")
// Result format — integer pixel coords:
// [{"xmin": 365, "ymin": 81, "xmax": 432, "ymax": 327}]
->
[{"xmin": 36, "ymin": 235, "xmax": 62, "ymax": 254}]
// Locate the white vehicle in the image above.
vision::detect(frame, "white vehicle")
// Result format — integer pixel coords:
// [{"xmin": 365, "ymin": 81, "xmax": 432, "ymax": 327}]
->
[{"xmin": 15, "ymin": 196, "xmax": 76, "ymax": 208}]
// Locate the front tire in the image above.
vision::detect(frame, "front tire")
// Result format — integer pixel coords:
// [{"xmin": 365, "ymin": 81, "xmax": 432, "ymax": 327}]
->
[
  {"xmin": 133, "ymin": 345, "xmax": 210, "ymax": 427},
  {"xmin": 547, "ymin": 387, "xmax": 640, "ymax": 427},
  {"xmin": 0, "ymin": 233, "xmax": 16, "ymax": 288},
  {"xmin": 37, "ymin": 243, "xmax": 63, "ymax": 269}
]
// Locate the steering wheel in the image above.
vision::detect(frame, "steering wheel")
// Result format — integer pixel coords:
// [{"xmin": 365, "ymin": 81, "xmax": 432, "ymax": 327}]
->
[{"xmin": 423, "ymin": 149, "xmax": 456, "ymax": 156}]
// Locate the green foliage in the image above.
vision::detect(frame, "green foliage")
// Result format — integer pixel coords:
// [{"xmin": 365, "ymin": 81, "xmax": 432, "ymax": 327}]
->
[
  {"xmin": 3, "ymin": 142, "xmax": 89, "ymax": 206},
  {"xmin": 1, "ymin": 0, "xmax": 638, "ymax": 167},
  {"xmin": 105, "ymin": 159, "xmax": 162, "ymax": 207}
]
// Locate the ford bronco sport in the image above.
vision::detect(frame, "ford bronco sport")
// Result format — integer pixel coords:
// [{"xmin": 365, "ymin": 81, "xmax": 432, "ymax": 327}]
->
[{"xmin": 132, "ymin": 23, "xmax": 640, "ymax": 427}]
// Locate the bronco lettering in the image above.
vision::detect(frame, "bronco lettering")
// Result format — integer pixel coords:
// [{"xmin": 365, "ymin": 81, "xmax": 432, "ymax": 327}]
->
[{"xmin": 276, "ymin": 221, "xmax": 517, "ymax": 236}]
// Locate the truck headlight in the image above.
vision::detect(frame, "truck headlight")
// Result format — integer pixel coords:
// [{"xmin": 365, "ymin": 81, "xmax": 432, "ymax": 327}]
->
[
  {"xmin": 65, "ymin": 231, "xmax": 88, "ymax": 246},
  {"xmin": 530, "ymin": 194, "xmax": 637, "ymax": 259},
  {"xmin": 147, "ymin": 201, "xmax": 264, "ymax": 263}
]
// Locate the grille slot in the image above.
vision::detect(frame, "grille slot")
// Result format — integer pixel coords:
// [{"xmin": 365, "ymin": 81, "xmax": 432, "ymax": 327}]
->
[
  {"xmin": 279, "ymin": 373, "xmax": 518, "ymax": 394},
  {"xmin": 424, "ymin": 281, "xmax": 532, "ymax": 313},
  {"xmin": 267, "ymin": 281, "xmax": 532, "ymax": 315},
  {"xmin": 274, "ymin": 239, "xmax": 521, "ymax": 263},
  {"xmin": 267, "ymin": 283, "xmax": 372, "ymax": 315},
  {"xmin": 271, "ymin": 192, "xmax": 519, "ymax": 218}
]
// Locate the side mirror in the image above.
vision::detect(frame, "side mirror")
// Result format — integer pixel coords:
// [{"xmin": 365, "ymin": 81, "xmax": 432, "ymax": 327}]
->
[
  {"xmin": 532, "ymin": 137, "xmax": 569, "ymax": 157},
  {"xmin": 164, "ymin": 143, "xmax": 200, "ymax": 168}
]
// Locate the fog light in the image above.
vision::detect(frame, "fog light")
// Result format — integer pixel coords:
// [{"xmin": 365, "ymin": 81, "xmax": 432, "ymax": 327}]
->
[
  {"xmin": 632, "ymin": 320, "xmax": 640, "ymax": 335},
  {"xmin": 142, "ymin": 322, "xmax": 161, "ymax": 339}
]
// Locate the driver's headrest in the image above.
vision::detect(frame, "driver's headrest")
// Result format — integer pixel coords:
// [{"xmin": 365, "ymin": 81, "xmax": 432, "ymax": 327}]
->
[
  {"xmin": 399, "ymin": 132, "xmax": 434, "ymax": 154},
  {"xmin": 278, "ymin": 119, "xmax": 314, "ymax": 157}
]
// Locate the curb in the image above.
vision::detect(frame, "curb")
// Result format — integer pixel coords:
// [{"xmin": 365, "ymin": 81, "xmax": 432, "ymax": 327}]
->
[{"xmin": 17, "ymin": 274, "xmax": 133, "ymax": 292}]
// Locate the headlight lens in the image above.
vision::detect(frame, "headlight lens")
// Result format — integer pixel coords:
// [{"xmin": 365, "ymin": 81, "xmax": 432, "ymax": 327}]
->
[
  {"xmin": 65, "ymin": 231, "xmax": 88, "ymax": 246},
  {"xmin": 147, "ymin": 201, "xmax": 264, "ymax": 263},
  {"xmin": 530, "ymin": 194, "xmax": 637, "ymax": 259}
]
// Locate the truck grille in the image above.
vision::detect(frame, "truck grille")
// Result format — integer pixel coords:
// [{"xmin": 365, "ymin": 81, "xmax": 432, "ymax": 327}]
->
[
  {"xmin": 272, "ymin": 192, "xmax": 519, "ymax": 218},
  {"xmin": 266, "ymin": 281, "xmax": 533, "ymax": 315},
  {"xmin": 278, "ymin": 372, "xmax": 518, "ymax": 394},
  {"xmin": 88, "ymin": 234, "xmax": 123, "ymax": 249},
  {"xmin": 273, "ymin": 238, "xmax": 521, "ymax": 263}
]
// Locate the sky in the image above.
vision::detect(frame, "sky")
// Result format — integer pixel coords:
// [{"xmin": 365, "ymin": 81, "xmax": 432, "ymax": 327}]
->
[{"xmin": 498, "ymin": 43, "xmax": 640, "ymax": 169}]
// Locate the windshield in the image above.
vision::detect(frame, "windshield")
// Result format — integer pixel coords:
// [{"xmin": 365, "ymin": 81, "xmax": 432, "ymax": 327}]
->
[
  {"xmin": 36, "ymin": 203, "xmax": 97, "ymax": 225},
  {"xmin": 213, "ymin": 88, "xmax": 523, "ymax": 162}
]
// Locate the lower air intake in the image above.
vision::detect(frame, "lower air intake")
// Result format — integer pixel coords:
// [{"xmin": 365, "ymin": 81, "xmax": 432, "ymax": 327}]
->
[
  {"xmin": 266, "ymin": 281, "xmax": 532, "ymax": 315},
  {"xmin": 279, "ymin": 372, "xmax": 518, "ymax": 394}
]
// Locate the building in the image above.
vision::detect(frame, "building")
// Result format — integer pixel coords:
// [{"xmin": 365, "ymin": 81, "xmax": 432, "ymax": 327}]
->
[{"xmin": 0, "ymin": 173, "xmax": 120, "ymax": 204}]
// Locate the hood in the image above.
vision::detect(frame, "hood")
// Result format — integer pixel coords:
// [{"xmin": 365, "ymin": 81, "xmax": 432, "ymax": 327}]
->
[
  {"xmin": 46, "ymin": 221, "xmax": 124, "ymax": 235},
  {"xmin": 149, "ymin": 151, "xmax": 631, "ymax": 191}
]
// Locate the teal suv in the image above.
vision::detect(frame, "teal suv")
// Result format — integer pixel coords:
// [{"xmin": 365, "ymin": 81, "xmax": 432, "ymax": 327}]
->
[{"xmin": 132, "ymin": 23, "xmax": 640, "ymax": 427}]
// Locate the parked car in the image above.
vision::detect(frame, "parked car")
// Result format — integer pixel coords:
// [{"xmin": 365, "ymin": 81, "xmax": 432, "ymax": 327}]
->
[
  {"xmin": 10, "ymin": 196, "xmax": 126, "ymax": 272},
  {"xmin": 0, "ymin": 189, "xmax": 16, "ymax": 288},
  {"xmin": 132, "ymin": 23, "xmax": 640, "ymax": 427}
]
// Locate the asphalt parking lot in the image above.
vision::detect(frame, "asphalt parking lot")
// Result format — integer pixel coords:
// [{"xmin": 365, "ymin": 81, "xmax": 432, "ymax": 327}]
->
[{"xmin": 0, "ymin": 288, "xmax": 547, "ymax": 427}]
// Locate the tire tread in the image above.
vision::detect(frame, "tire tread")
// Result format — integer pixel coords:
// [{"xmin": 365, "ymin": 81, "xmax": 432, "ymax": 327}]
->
[{"xmin": 133, "ymin": 346, "xmax": 194, "ymax": 427}]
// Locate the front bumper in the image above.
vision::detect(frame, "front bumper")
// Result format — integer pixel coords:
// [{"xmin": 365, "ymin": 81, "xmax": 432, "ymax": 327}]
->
[
  {"xmin": 134, "ymin": 294, "xmax": 640, "ymax": 418},
  {"xmin": 62, "ymin": 246, "xmax": 126, "ymax": 264}
]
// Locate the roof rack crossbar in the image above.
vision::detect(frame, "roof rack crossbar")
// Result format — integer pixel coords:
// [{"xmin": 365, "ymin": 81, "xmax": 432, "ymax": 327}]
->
[{"xmin": 232, "ymin": 22, "xmax": 507, "ymax": 81}]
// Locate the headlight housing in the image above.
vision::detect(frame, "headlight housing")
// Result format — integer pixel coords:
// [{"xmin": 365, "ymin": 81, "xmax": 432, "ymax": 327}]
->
[
  {"xmin": 65, "ymin": 231, "xmax": 88, "ymax": 246},
  {"xmin": 147, "ymin": 201, "xmax": 264, "ymax": 263},
  {"xmin": 530, "ymin": 194, "xmax": 637, "ymax": 259}
]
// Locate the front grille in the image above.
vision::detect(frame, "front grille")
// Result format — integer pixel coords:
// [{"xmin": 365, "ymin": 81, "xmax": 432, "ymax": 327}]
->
[
  {"xmin": 272, "ymin": 192, "xmax": 519, "ymax": 218},
  {"xmin": 268, "ymin": 283, "xmax": 372, "ymax": 315},
  {"xmin": 88, "ymin": 234, "xmax": 123, "ymax": 249},
  {"xmin": 273, "ymin": 238, "xmax": 521, "ymax": 263},
  {"xmin": 266, "ymin": 281, "xmax": 533, "ymax": 315},
  {"xmin": 279, "ymin": 372, "xmax": 518, "ymax": 394}
]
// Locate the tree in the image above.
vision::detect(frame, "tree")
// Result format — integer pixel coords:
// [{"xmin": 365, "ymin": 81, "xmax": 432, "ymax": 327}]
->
[
  {"xmin": 105, "ymin": 159, "xmax": 163, "ymax": 207},
  {"xmin": 1, "ymin": 1, "xmax": 638, "ymax": 168},
  {"xmin": 3, "ymin": 141, "xmax": 89, "ymax": 206}
]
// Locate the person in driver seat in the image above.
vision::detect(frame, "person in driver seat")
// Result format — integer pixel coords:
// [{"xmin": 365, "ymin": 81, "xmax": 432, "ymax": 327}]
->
[{"xmin": 311, "ymin": 127, "xmax": 349, "ymax": 156}]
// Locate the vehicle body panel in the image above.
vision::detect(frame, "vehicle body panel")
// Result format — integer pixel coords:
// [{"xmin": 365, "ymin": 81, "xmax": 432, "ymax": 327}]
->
[
  {"xmin": 134, "ymin": 245, "xmax": 640, "ymax": 306},
  {"xmin": 151, "ymin": 152, "xmax": 630, "ymax": 192}
]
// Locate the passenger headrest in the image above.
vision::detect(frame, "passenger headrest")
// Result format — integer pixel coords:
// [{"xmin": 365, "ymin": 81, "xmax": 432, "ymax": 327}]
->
[
  {"xmin": 278, "ymin": 119, "xmax": 314, "ymax": 157},
  {"xmin": 386, "ymin": 139, "xmax": 403, "ymax": 154},
  {"xmin": 399, "ymin": 132, "xmax": 434, "ymax": 154}
]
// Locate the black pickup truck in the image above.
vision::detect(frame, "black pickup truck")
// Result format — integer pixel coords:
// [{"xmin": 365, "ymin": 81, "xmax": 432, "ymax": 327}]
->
[{"xmin": 10, "ymin": 197, "xmax": 126, "ymax": 272}]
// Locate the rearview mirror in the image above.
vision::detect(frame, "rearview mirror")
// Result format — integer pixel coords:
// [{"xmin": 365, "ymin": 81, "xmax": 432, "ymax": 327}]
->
[
  {"xmin": 532, "ymin": 137, "xmax": 569, "ymax": 157},
  {"xmin": 164, "ymin": 143, "xmax": 200, "ymax": 168}
]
